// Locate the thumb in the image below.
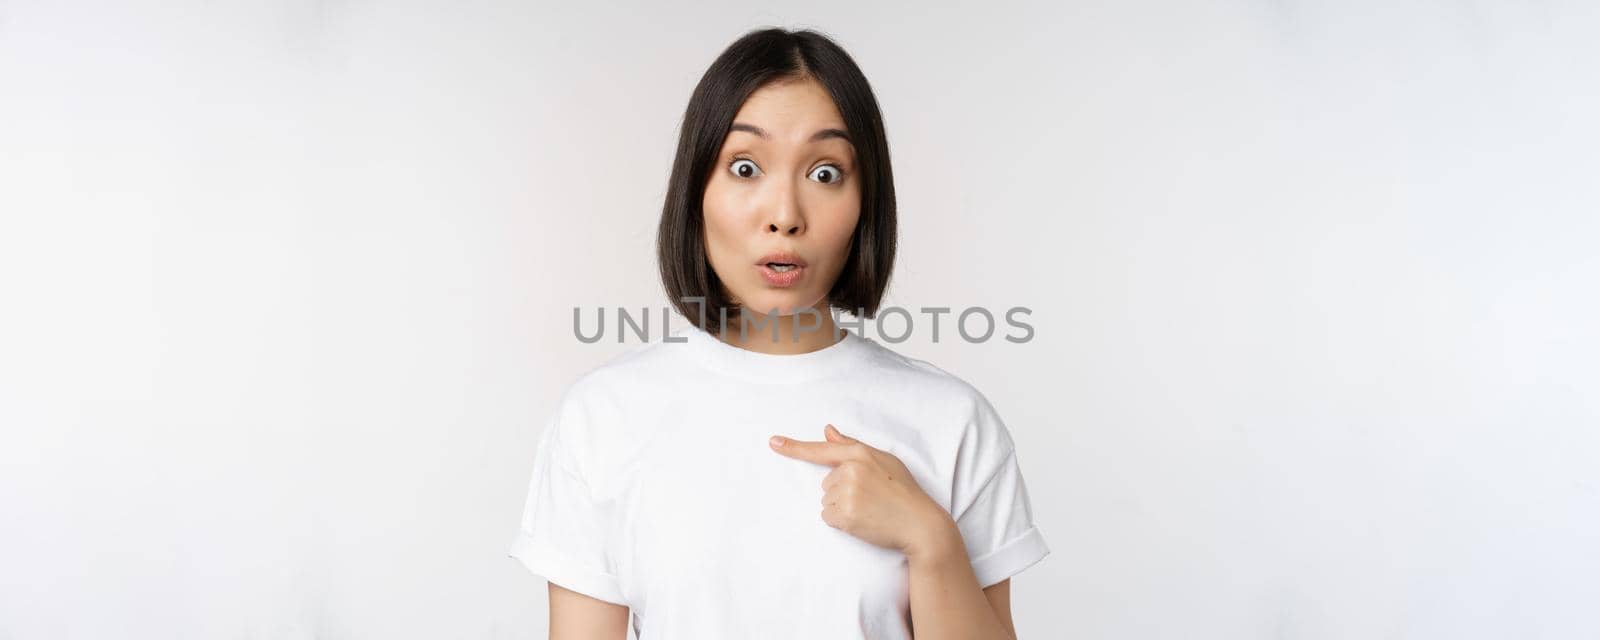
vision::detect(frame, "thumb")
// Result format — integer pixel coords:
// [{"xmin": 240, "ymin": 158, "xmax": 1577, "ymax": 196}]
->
[{"xmin": 824, "ymin": 423, "xmax": 856, "ymax": 443}]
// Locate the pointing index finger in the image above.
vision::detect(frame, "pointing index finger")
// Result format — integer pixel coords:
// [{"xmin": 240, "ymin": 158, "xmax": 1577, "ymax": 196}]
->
[{"xmin": 769, "ymin": 435, "xmax": 852, "ymax": 466}]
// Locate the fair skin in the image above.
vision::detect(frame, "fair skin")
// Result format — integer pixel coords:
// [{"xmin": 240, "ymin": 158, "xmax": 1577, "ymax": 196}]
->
[
  {"xmin": 546, "ymin": 76, "xmax": 1018, "ymax": 639},
  {"xmin": 703, "ymin": 75, "xmax": 858, "ymax": 355}
]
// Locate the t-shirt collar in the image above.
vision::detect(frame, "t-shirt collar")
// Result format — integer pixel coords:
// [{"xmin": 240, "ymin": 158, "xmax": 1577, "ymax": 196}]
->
[{"xmin": 674, "ymin": 319, "xmax": 869, "ymax": 384}]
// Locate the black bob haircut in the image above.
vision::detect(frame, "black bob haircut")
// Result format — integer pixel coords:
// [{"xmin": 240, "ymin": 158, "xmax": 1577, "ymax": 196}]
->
[{"xmin": 656, "ymin": 27, "xmax": 897, "ymax": 337}]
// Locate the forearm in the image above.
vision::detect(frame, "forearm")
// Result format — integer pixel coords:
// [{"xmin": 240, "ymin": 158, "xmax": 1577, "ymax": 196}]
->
[{"xmin": 904, "ymin": 511, "xmax": 1014, "ymax": 640}]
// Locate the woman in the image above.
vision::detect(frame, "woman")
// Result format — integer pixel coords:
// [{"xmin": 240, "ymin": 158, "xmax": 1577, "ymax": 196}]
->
[{"xmin": 510, "ymin": 27, "xmax": 1049, "ymax": 639}]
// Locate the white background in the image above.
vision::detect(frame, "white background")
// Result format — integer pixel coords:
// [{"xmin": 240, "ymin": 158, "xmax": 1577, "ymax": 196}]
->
[{"xmin": 3, "ymin": 1, "xmax": 1598, "ymax": 638}]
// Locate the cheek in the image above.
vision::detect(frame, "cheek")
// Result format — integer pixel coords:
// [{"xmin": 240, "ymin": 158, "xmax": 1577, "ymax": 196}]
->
[
  {"xmin": 700, "ymin": 183, "xmax": 741, "ymax": 264},
  {"xmin": 819, "ymin": 201, "xmax": 861, "ymax": 261}
]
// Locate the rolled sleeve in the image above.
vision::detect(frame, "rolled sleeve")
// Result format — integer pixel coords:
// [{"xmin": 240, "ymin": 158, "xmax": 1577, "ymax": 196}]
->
[
  {"xmin": 955, "ymin": 449, "xmax": 1051, "ymax": 587},
  {"xmin": 507, "ymin": 402, "xmax": 626, "ymax": 605},
  {"xmin": 950, "ymin": 390, "xmax": 1051, "ymax": 588}
]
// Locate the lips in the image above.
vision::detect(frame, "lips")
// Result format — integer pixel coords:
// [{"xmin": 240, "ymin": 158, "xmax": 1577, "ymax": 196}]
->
[
  {"xmin": 755, "ymin": 251, "xmax": 807, "ymax": 288},
  {"xmin": 755, "ymin": 251, "xmax": 808, "ymax": 269}
]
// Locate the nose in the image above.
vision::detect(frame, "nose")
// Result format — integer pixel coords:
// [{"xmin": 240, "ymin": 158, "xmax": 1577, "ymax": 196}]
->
[{"xmin": 763, "ymin": 179, "xmax": 805, "ymax": 236}]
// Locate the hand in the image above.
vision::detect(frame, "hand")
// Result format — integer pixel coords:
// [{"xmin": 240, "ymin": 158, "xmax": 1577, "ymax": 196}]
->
[{"xmin": 769, "ymin": 424, "xmax": 956, "ymax": 557}]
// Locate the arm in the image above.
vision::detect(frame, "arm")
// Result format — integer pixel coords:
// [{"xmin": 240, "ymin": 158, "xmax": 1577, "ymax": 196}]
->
[
  {"xmin": 904, "ymin": 511, "xmax": 1020, "ymax": 640},
  {"xmin": 548, "ymin": 582, "xmax": 630, "ymax": 640}
]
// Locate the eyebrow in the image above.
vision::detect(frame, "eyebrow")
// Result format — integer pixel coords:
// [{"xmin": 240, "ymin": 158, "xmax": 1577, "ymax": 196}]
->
[{"xmin": 728, "ymin": 122, "xmax": 852, "ymax": 145}]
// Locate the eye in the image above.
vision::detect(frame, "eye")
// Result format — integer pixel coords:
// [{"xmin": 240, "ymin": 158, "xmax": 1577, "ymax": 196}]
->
[
  {"xmin": 729, "ymin": 158, "xmax": 762, "ymax": 179},
  {"xmin": 809, "ymin": 163, "xmax": 846, "ymax": 185}
]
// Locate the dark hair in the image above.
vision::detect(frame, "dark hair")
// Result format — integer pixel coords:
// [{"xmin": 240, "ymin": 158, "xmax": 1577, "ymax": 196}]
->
[{"xmin": 656, "ymin": 27, "xmax": 897, "ymax": 336}]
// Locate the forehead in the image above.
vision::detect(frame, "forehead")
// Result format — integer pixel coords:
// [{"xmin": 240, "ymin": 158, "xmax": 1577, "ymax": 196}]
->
[{"xmin": 730, "ymin": 79, "xmax": 849, "ymax": 143}]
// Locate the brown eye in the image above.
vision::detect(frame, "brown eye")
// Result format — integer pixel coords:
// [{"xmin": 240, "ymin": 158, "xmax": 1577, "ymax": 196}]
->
[
  {"xmin": 809, "ymin": 164, "xmax": 845, "ymax": 185},
  {"xmin": 730, "ymin": 158, "xmax": 761, "ymax": 179}
]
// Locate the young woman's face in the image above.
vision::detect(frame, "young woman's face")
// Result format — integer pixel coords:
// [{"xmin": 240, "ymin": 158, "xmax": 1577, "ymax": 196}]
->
[{"xmin": 702, "ymin": 77, "xmax": 861, "ymax": 318}]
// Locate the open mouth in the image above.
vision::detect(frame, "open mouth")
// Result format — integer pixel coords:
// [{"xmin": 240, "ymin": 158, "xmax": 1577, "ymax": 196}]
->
[{"xmin": 757, "ymin": 262, "xmax": 805, "ymax": 287}]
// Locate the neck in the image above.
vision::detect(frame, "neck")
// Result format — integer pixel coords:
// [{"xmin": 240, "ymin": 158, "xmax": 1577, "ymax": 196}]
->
[{"xmin": 716, "ymin": 305, "xmax": 842, "ymax": 355}]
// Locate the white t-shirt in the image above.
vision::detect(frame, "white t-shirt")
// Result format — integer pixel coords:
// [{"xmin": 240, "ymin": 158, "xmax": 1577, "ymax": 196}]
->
[{"xmin": 508, "ymin": 321, "xmax": 1049, "ymax": 639}]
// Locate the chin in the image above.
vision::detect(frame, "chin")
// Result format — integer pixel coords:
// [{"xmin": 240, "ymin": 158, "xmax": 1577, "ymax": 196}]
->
[{"xmin": 739, "ymin": 291, "xmax": 825, "ymax": 318}]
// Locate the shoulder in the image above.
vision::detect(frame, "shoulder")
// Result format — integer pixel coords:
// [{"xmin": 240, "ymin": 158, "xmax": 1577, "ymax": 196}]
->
[
  {"xmin": 541, "ymin": 338, "xmax": 681, "ymax": 467},
  {"xmin": 855, "ymin": 340, "xmax": 1018, "ymax": 452},
  {"xmin": 856, "ymin": 338, "xmax": 983, "ymax": 396},
  {"xmin": 556, "ymin": 336, "xmax": 684, "ymax": 411},
  {"xmin": 860, "ymin": 343, "xmax": 1022, "ymax": 510}
]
